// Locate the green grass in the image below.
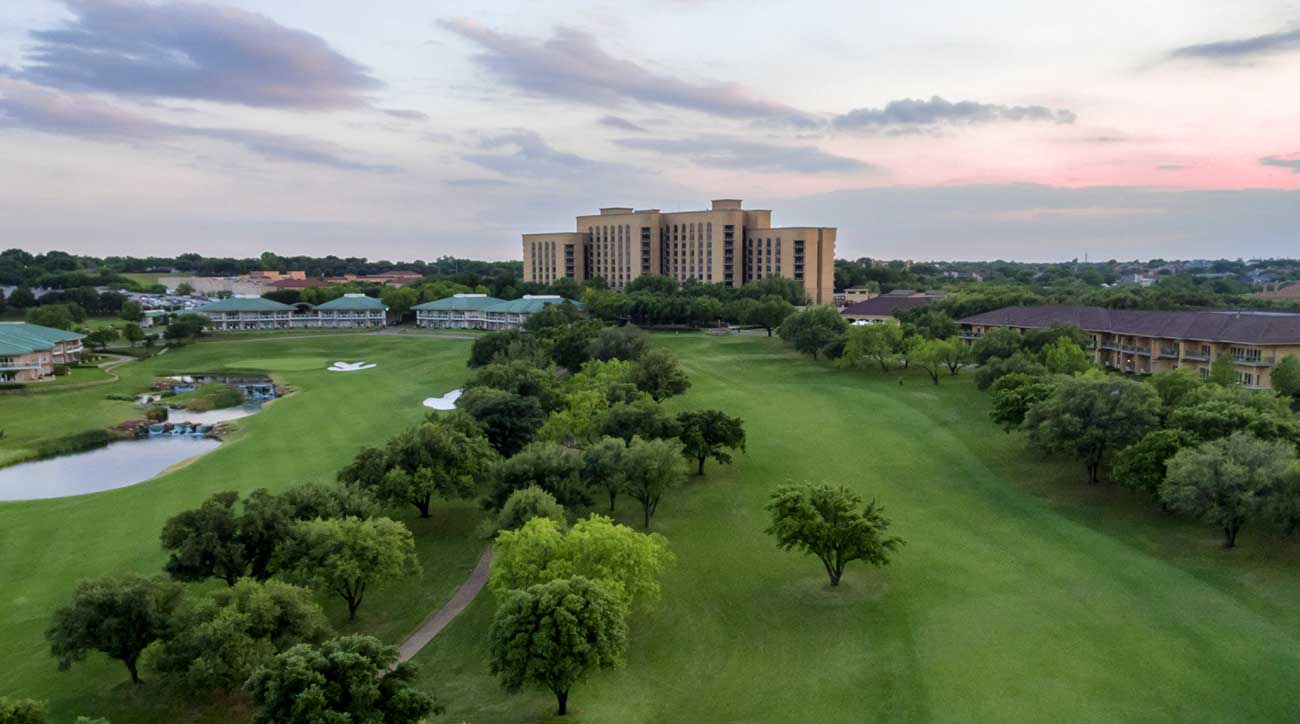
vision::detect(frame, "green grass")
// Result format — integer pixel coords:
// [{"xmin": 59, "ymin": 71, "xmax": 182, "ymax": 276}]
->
[
  {"xmin": 121, "ymin": 273, "xmax": 167, "ymax": 288},
  {"xmin": 6, "ymin": 333, "xmax": 1300, "ymax": 723},
  {"xmin": 414, "ymin": 334, "xmax": 1300, "ymax": 723},
  {"xmin": 0, "ymin": 333, "xmax": 484, "ymax": 723}
]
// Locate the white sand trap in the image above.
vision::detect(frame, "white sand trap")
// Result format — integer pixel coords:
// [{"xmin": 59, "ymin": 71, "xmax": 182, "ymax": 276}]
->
[
  {"xmin": 422, "ymin": 389, "xmax": 462, "ymax": 410},
  {"xmin": 328, "ymin": 361, "xmax": 377, "ymax": 372}
]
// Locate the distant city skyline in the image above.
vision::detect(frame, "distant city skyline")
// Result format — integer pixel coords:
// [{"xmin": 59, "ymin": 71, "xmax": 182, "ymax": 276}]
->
[{"xmin": 1, "ymin": 0, "xmax": 1298, "ymax": 261}]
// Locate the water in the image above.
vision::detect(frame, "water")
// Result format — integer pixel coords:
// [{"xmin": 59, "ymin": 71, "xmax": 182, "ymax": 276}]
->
[
  {"xmin": 422, "ymin": 388, "xmax": 462, "ymax": 410},
  {"xmin": 165, "ymin": 401, "xmax": 264, "ymax": 425},
  {"xmin": 0, "ymin": 436, "xmax": 222, "ymax": 501}
]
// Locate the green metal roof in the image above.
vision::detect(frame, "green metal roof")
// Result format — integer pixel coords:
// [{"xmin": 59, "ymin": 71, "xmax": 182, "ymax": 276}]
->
[
  {"xmin": 198, "ymin": 297, "xmax": 295, "ymax": 313},
  {"xmin": 315, "ymin": 294, "xmax": 388, "ymax": 311},
  {"xmin": 0, "ymin": 322, "xmax": 83, "ymax": 355},
  {"xmin": 413, "ymin": 294, "xmax": 505, "ymax": 312},
  {"xmin": 486, "ymin": 296, "xmax": 584, "ymax": 314}
]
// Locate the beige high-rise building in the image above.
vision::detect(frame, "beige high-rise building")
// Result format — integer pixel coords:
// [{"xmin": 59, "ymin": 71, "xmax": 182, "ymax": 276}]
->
[{"xmin": 522, "ymin": 199, "xmax": 837, "ymax": 304}]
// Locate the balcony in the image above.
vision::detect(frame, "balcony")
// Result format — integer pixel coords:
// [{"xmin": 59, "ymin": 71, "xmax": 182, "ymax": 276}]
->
[
  {"xmin": 1234, "ymin": 356, "xmax": 1275, "ymax": 367},
  {"xmin": 1121, "ymin": 344, "xmax": 1151, "ymax": 356},
  {"xmin": 0, "ymin": 360, "xmax": 43, "ymax": 370},
  {"xmin": 1181, "ymin": 353, "xmax": 1210, "ymax": 362},
  {"xmin": 1158, "ymin": 348, "xmax": 1180, "ymax": 358}
]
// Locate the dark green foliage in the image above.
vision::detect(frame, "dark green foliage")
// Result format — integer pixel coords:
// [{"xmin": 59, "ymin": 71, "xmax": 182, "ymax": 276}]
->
[
  {"xmin": 485, "ymin": 486, "xmax": 568, "ymax": 536},
  {"xmin": 629, "ymin": 348, "xmax": 691, "ymax": 402},
  {"xmin": 0, "ymin": 697, "xmax": 45, "ymax": 724},
  {"xmin": 1112, "ymin": 429, "xmax": 1194, "ymax": 497},
  {"xmin": 620, "ymin": 437, "xmax": 687, "ymax": 529},
  {"xmin": 468, "ymin": 330, "xmax": 543, "ymax": 368},
  {"xmin": 1022, "ymin": 323, "xmax": 1087, "ymax": 354},
  {"xmin": 549, "ymin": 320, "xmax": 602, "ymax": 372},
  {"xmin": 988, "ymin": 372, "xmax": 1054, "ymax": 432},
  {"xmin": 1166, "ymin": 385, "xmax": 1300, "ymax": 445},
  {"xmin": 597, "ymin": 397, "xmax": 679, "ymax": 444},
  {"xmin": 676, "ymin": 409, "xmax": 746, "ymax": 475},
  {"xmin": 740, "ymin": 296, "xmax": 796, "ymax": 336},
  {"xmin": 467, "ymin": 360, "xmax": 561, "ymax": 410},
  {"xmin": 1271, "ymin": 355, "xmax": 1300, "ymax": 400},
  {"xmin": 765, "ymin": 482, "xmax": 903, "ymax": 587},
  {"xmin": 488, "ymin": 577, "xmax": 628, "ymax": 716},
  {"xmin": 582, "ymin": 437, "xmax": 626, "ymax": 511},
  {"xmin": 457, "ymin": 387, "xmax": 546, "ymax": 456},
  {"xmin": 160, "ymin": 491, "xmax": 246, "ymax": 585},
  {"xmin": 898, "ymin": 307, "xmax": 958, "ymax": 340},
  {"xmin": 974, "ymin": 352, "xmax": 1047, "ymax": 391},
  {"xmin": 245, "ymin": 635, "xmax": 440, "ymax": 724},
  {"xmin": 1024, "ymin": 373, "xmax": 1162, "ymax": 484},
  {"xmin": 1149, "ymin": 368, "xmax": 1201, "ymax": 409},
  {"xmin": 488, "ymin": 441, "xmax": 588, "ymax": 510},
  {"xmin": 46, "ymin": 575, "xmax": 181, "ymax": 685},
  {"xmin": 26, "ymin": 304, "xmax": 80, "ymax": 330},
  {"xmin": 163, "ymin": 313, "xmax": 209, "ymax": 341},
  {"xmin": 971, "ymin": 327, "xmax": 1023, "ymax": 364},
  {"xmin": 777, "ymin": 306, "xmax": 848, "ymax": 359},
  {"xmin": 1208, "ymin": 354, "xmax": 1237, "ymax": 386},
  {"xmin": 589, "ymin": 325, "xmax": 649, "ymax": 361}
]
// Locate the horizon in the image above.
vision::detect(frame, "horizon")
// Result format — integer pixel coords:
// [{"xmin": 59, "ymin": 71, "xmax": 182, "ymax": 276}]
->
[{"xmin": 2, "ymin": 1, "xmax": 1299, "ymax": 261}]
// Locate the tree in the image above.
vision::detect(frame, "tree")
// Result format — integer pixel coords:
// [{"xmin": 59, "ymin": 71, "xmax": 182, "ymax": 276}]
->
[
  {"xmin": 175, "ymin": 282, "xmax": 195, "ymax": 296},
  {"xmin": 119, "ymin": 300, "xmax": 144, "ymax": 322},
  {"xmin": 1112, "ymin": 429, "xmax": 1194, "ymax": 498},
  {"xmin": 971, "ymin": 327, "xmax": 1022, "ymax": 364},
  {"xmin": 8, "ymin": 285, "xmax": 36, "ymax": 308},
  {"xmin": 0, "ymin": 697, "xmax": 45, "ymax": 724},
  {"xmin": 548, "ymin": 320, "xmax": 601, "ymax": 372},
  {"xmin": 379, "ymin": 284, "xmax": 418, "ymax": 320},
  {"xmin": 163, "ymin": 313, "xmax": 208, "ymax": 342},
  {"xmin": 1022, "ymin": 323, "xmax": 1086, "ymax": 354},
  {"xmin": 974, "ymin": 351, "xmax": 1046, "ymax": 391},
  {"xmin": 895, "ymin": 334, "xmax": 922, "ymax": 370},
  {"xmin": 597, "ymin": 396, "xmax": 678, "ymax": 444},
  {"xmin": 1041, "ymin": 336, "xmax": 1091, "ymax": 375},
  {"xmin": 899, "ymin": 308, "xmax": 957, "ymax": 340},
  {"xmin": 280, "ymin": 517, "xmax": 419, "ymax": 620},
  {"xmin": 1166, "ymin": 384, "xmax": 1300, "ymax": 445},
  {"xmin": 536, "ymin": 389, "xmax": 610, "ymax": 447},
  {"xmin": 122, "ymin": 322, "xmax": 145, "ymax": 347},
  {"xmin": 46, "ymin": 575, "xmax": 181, "ymax": 685},
  {"xmin": 838, "ymin": 323, "xmax": 902, "ymax": 371},
  {"xmin": 1271, "ymin": 354, "xmax": 1300, "ymax": 400},
  {"xmin": 488, "ymin": 441, "xmax": 588, "ymax": 510},
  {"xmin": 589, "ymin": 325, "xmax": 648, "ymax": 361},
  {"xmin": 1023, "ymin": 373, "xmax": 1161, "ymax": 484},
  {"xmin": 675, "ymin": 409, "xmax": 746, "ymax": 475},
  {"xmin": 375, "ymin": 420, "xmax": 497, "ymax": 517},
  {"xmin": 629, "ymin": 348, "xmax": 690, "ymax": 402},
  {"xmin": 777, "ymin": 306, "xmax": 847, "ymax": 359},
  {"xmin": 1209, "ymin": 353, "xmax": 1237, "ymax": 386},
  {"xmin": 160, "ymin": 491, "xmax": 246, "ymax": 585},
  {"xmin": 245, "ymin": 635, "xmax": 440, "ymax": 724},
  {"xmin": 764, "ymin": 482, "xmax": 902, "ymax": 587},
  {"xmin": 457, "ymin": 387, "xmax": 546, "ymax": 456},
  {"xmin": 486, "ymin": 486, "xmax": 568, "ymax": 536},
  {"xmin": 620, "ymin": 437, "xmax": 687, "ymax": 529},
  {"xmin": 988, "ymin": 372, "xmax": 1054, "ymax": 432},
  {"xmin": 491, "ymin": 516, "xmax": 672, "ymax": 608},
  {"xmin": 1160, "ymin": 432, "xmax": 1297, "ymax": 547},
  {"xmin": 488, "ymin": 576, "xmax": 628, "ymax": 716},
  {"xmin": 83, "ymin": 327, "xmax": 118, "ymax": 351},
  {"xmin": 151, "ymin": 579, "xmax": 331, "ymax": 692},
  {"xmin": 914, "ymin": 338, "xmax": 946, "ymax": 384},
  {"xmin": 1149, "ymin": 367, "xmax": 1201, "ymax": 409},
  {"xmin": 468, "ymin": 330, "xmax": 544, "ymax": 368},
  {"xmin": 468, "ymin": 360, "xmax": 561, "ymax": 410},
  {"xmin": 582, "ymin": 437, "xmax": 626, "ymax": 511},
  {"xmin": 26, "ymin": 304, "xmax": 77, "ymax": 330},
  {"xmin": 742, "ymin": 295, "xmax": 795, "ymax": 336}
]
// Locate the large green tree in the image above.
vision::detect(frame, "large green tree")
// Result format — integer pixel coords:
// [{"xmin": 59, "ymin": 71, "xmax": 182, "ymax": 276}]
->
[
  {"xmin": 245, "ymin": 635, "xmax": 440, "ymax": 724},
  {"xmin": 629, "ymin": 348, "xmax": 691, "ymax": 402},
  {"xmin": 741, "ymin": 295, "xmax": 796, "ymax": 336},
  {"xmin": 1159, "ymin": 431, "xmax": 1297, "ymax": 547},
  {"xmin": 488, "ymin": 576, "xmax": 628, "ymax": 716},
  {"xmin": 46, "ymin": 575, "xmax": 181, "ymax": 685},
  {"xmin": 1112, "ymin": 429, "xmax": 1194, "ymax": 498},
  {"xmin": 160, "ymin": 491, "xmax": 246, "ymax": 585},
  {"xmin": 675, "ymin": 409, "xmax": 746, "ymax": 475},
  {"xmin": 485, "ymin": 486, "xmax": 568, "ymax": 537},
  {"xmin": 279, "ymin": 517, "xmax": 419, "ymax": 620},
  {"xmin": 372, "ymin": 419, "xmax": 497, "ymax": 517},
  {"xmin": 777, "ymin": 306, "xmax": 847, "ymax": 359},
  {"xmin": 838, "ymin": 323, "xmax": 902, "ymax": 371},
  {"xmin": 0, "ymin": 698, "xmax": 45, "ymax": 724},
  {"xmin": 1023, "ymin": 372, "xmax": 1161, "ymax": 484},
  {"xmin": 582, "ymin": 436, "xmax": 627, "ymax": 511},
  {"xmin": 1272, "ymin": 354, "xmax": 1300, "ymax": 400},
  {"xmin": 620, "ymin": 437, "xmax": 687, "ymax": 529},
  {"xmin": 971, "ymin": 326, "xmax": 1023, "ymax": 364},
  {"xmin": 488, "ymin": 441, "xmax": 588, "ymax": 510},
  {"xmin": 589, "ymin": 325, "xmax": 648, "ymax": 361},
  {"xmin": 988, "ymin": 372, "xmax": 1054, "ymax": 432},
  {"xmin": 1041, "ymin": 336, "xmax": 1091, "ymax": 375},
  {"xmin": 765, "ymin": 482, "xmax": 903, "ymax": 587}
]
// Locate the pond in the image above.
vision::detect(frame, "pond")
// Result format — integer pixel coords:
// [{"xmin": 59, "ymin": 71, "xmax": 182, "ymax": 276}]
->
[
  {"xmin": 165, "ymin": 400, "xmax": 264, "ymax": 426},
  {"xmin": 0, "ymin": 436, "xmax": 222, "ymax": 501}
]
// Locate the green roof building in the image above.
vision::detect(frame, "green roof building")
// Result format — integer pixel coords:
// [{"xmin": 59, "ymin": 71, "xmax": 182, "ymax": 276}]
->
[
  {"xmin": 198, "ymin": 294, "xmax": 386, "ymax": 331},
  {"xmin": 0, "ymin": 322, "xmax": 85, "ymax": 383},
  {"xmin": 414, "ymin": 294, "xmax": 582, "ymax": 331}
]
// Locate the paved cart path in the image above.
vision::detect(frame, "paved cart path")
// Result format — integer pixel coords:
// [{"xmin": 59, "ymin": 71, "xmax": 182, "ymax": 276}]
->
[{"xmin": 397, "ymin": 545, "xmax": 493, "ymax": 663}]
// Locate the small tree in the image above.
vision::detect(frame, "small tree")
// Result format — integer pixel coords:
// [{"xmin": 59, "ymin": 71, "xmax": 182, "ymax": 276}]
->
[
  {"xmin": 122, "ymin": 322, "xmax": 145, "ymax": 347},
  {"xmin": 589, "ymin": 325, "xmax": 648, "ymax": 361},
  {"xmin": 582, "ymin": 437, "xmax": 626, "ymax": 511},
  {"xmin": 46, "ymin": 575, "xmax": 181, "ymax": 685},
  {"xmin": 119, "ymin": 301, "xmax": 144, "ymax": 322},
  {"xmin": 1272, "ymin": 354, "xmax": 1300, "ymax": 401},
  {"xmin": 485, "ymin": 486, "xmax": 568, "ymax": 536},
  {"xmin": 280, "ymin": 517, "xmax": 419, "ymax": 620},
  {"xmin": 1041, "ymin": 336, "xmax": 1091, "ymax": 375},
  {"xmin": 838, "ymin": 323, "xmax": 902, "ymax": 371},
  {"xmin": 0, "ymin": 697, "xmax": 45, "ymax": 724},
  {"xmin": 675, "ymin": 409, "xmax": 746, "ymax": 475},
  {"xmin": 988, "ymin": 372, "xmax": 1054, "ymax": 432},
  {"xmin": 620, "ymin": 437, "xmax": 687, "ymax": 529},
  {"xmin": 245, "ymin": 635, "xmax": 440, "ymax": 724},
  {"xmin": 457, "ymin": 387, "xmax": 546, "ymax": 456},
  {"xmin": 1023, "ymin": 372, "xmax": 1162, "ymax": 484},
  {"xmin": 915, "ymin": 338, "xmax": 946, "ymax": 384},
  {"xmin": 1159, "ymin": 431, "xmax": 1296, "ymax": 547},
  {"xmin": 765, "ymin": 482, "xmax": 902, "ymax": 587},
  {"xmin": 971, "ymin": 327, "xmax": 1022, "ymax": 364},
  {"xmin": 84, "ymin": 327, "xmax": 119, "ymax": 351},
  {"xmin": 175, "ymin": 282, "xmax": 195, "ymax": 296},
  {"xmin": 160, "ymin": 491, "xmax": 246, "ymax": 585},
  {"xmin": 163, "ymin": 313, "xmax": 208, "ymax": 342},
  {"xmin": 488, "ymin": 576, "xmax": 629, "ymax": 716},
  {"xmin": 777, "ymin": 306, "xmax": 847, "ymax": 359},
  {"xmin": 1209, "ymin": 353, "xmax": 1237, "ymax": 386},
  {"xmin": 742, "ymin": 295, "xmax": 795, "ymax": 336},
  {"xmin": 629, "ymin": 348, "xmax": 690, "ymax": 402},
  {"xmin": 488, "ymin": 441, "xmax": 588, "ymax": 510}
]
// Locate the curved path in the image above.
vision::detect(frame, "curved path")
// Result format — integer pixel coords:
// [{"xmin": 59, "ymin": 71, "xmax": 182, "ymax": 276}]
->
[{"xmin": 397, "ymin": 545, "xmax": 493, "ymax": 663}]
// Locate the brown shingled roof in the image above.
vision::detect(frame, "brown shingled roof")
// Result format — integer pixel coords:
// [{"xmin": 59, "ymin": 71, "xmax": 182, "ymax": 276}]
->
[{"xmin": 959, "ymin": 304, "xmax": 1300, "ymax": 345}]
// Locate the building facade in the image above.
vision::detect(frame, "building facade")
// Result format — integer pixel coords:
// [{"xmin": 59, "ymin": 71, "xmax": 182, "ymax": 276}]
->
[
  {"xmin": 0, "ymin": 323, "xmax": 85, "ymax": 383},
  {"xmin": 522, "ymin": 199, "xmax": 837, "ymax": 304},
  {"xmin": 198, "ymin": 294, "xmax": 387, "ymax": 331},
  {"xmin": 959, "ymin": 305, "xmax": 1300, "ymax": 390},
  {"xmin": 414, "ymin": 294, "xmax": 582, "ymax": 330}
]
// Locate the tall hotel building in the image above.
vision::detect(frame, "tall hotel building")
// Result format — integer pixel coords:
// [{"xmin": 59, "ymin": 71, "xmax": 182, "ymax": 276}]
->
[{"xmin": 522, "ymin": 199, "xmax": 836, "ymax": 304}]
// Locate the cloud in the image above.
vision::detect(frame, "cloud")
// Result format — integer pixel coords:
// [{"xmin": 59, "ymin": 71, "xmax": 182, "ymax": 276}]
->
[
  {"xmin": 833, "ymin": 96, "xmax": 1076, "ymax": 132},
  {"xmin": 16, "ymin": 0, "xmax": 379, "ymax": 108},
  {"xmin": 461, "ymin": 129, "xmax": 627, "ymax": 178},
  {"xmin": 445, "ymin": 178, "xmax": 513, "ymax": 188},
  {"xmin": 1260, "ymin": 153, "xmax": 1300, "ymax": 172},
  {"xmin": 0, "ymin": 78, "xmax": 396, "ymax": 172},
  {"xmin": 598, "ymin": 114, "xmax": 648, "ymax": 132},
  {"xmin": 438, "ymin": 19, "xmax": 813, "ymax": 124},
  {"xmin": 1169, "ymin": 26, "xmax": 1300, "ymax": 63},
  {"xmin": 380, "ymin": 108, "xmax": 429, "ymax": 121},
  {"xmin": 613, "ymin": 134, "xmax": 874, "ymax": 174}
]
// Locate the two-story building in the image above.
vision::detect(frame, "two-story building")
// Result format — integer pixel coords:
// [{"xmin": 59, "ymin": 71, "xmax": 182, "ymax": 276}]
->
[
  {"xmin": 959, "ymin": 305, "xmax": 1300, "ymax": 390},
  {"xmin": 413, "ymin": 294, "xmax": 582, "ymax": 330},
  {"xmin": 198, "ymin": 294, "xmax": 387, "ymax": 331},
  {"xmin": 312, "ymin": 294, "xmax": 388, "ymax": 328},
  {"xmin": 0, "ymin": 322, "xmax": 85, "ymax": 383}
]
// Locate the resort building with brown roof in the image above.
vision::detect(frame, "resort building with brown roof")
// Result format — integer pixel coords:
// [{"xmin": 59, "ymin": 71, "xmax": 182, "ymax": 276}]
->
[{"xmin": 959, "ymin": 305, "xmax": 1300, "ymax": 389}]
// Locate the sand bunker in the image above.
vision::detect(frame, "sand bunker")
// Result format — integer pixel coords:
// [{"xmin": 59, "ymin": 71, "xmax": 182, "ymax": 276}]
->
[
  {"xmin": 328, "ymin": 361, "xmax": 377, "ymax": 372},
  {"xmin": 422, "ymin": 389, "xmax": 462, "ymax": 410}
]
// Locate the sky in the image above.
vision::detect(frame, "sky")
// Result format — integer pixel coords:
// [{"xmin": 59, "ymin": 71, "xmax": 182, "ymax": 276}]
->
[{"xmin": 1, "ymin": 0, "xmax": 1299, "ymax": 262}]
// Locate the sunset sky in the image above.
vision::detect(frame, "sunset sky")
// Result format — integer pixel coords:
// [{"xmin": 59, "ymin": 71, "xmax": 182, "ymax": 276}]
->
[{"xmin": 2, "ymin": 0, "xmax": 1298, "ymax": 261}]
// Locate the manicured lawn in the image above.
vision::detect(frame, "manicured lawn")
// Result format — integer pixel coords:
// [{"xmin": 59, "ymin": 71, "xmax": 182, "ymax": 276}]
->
[
  {"xmin": 415, "ymin": 334, "xmax": 1300, "ymax": 723},
  {"xmin": 0, "ymin": 333, "xmax": 483, "ymax": 723},
  {"xmin": 6, "ymin": 332, "xmax": 1300, "ymax": 723}
]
